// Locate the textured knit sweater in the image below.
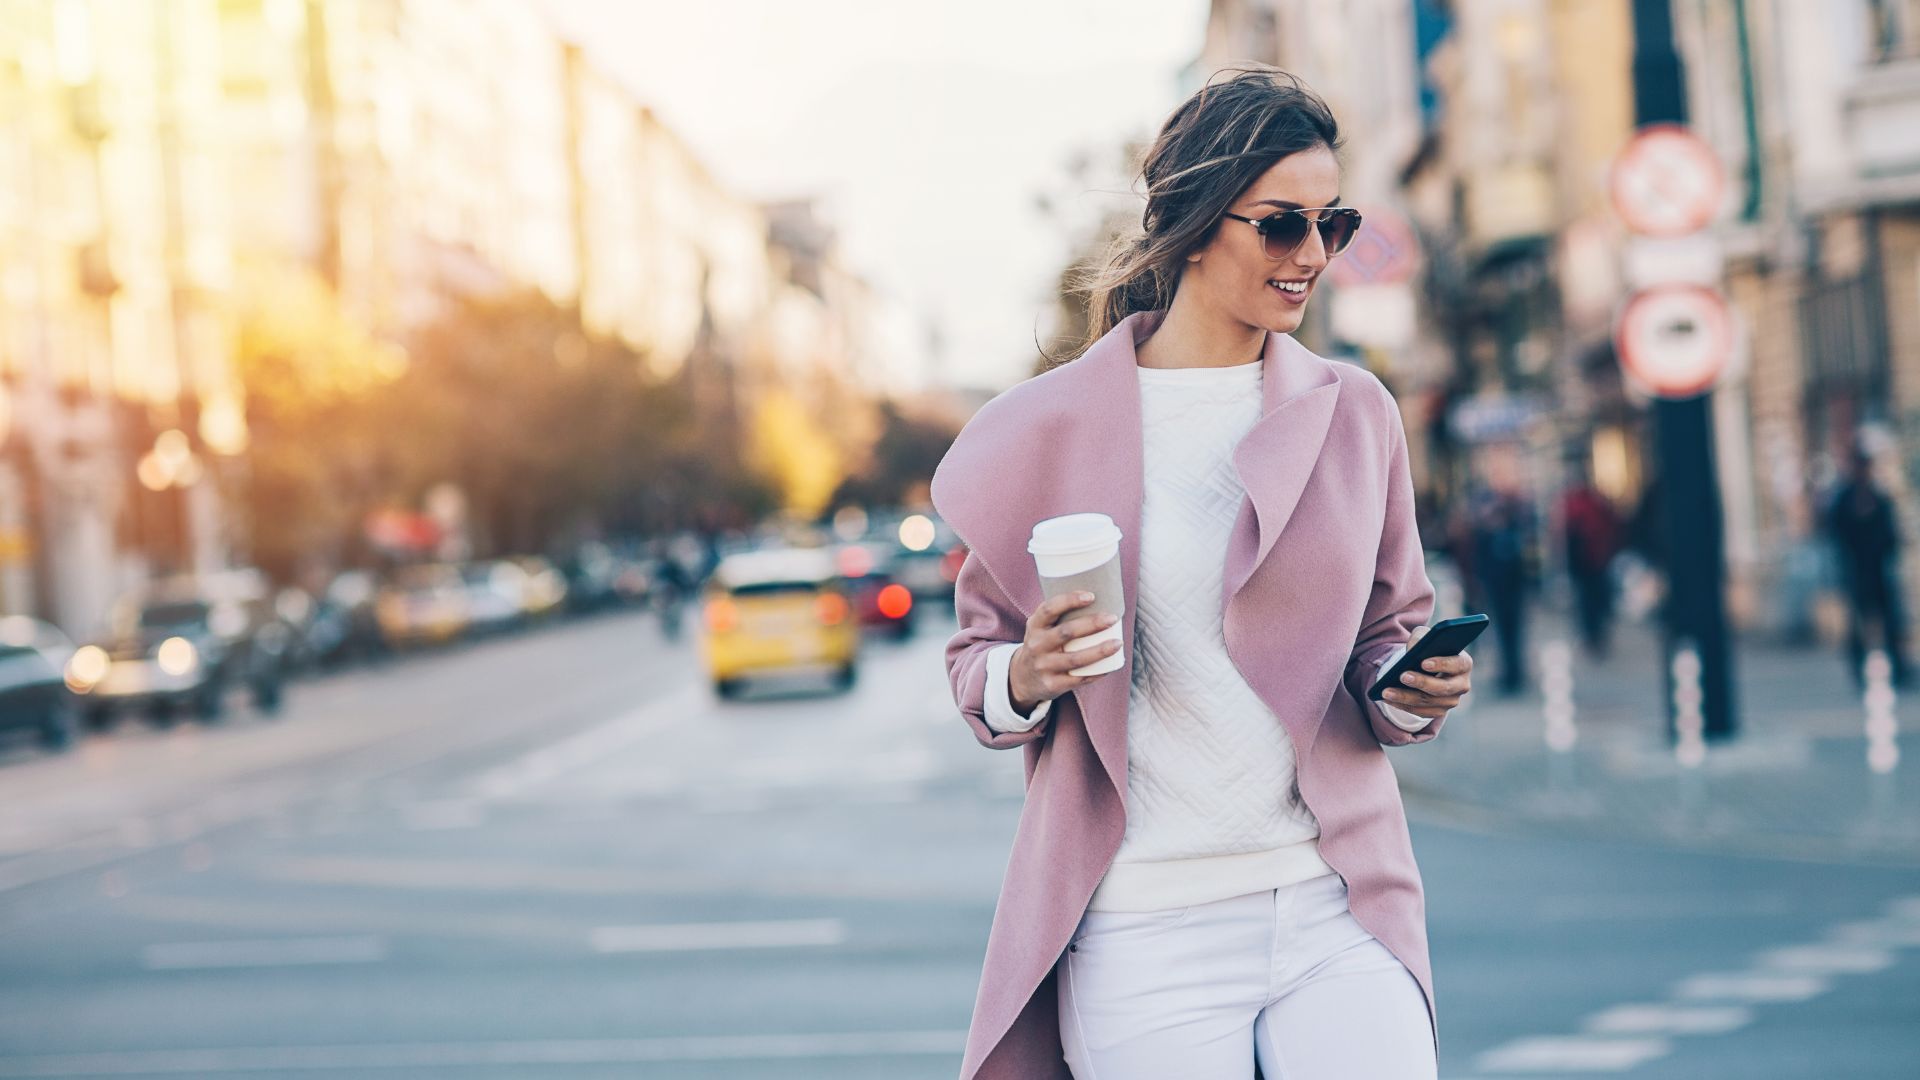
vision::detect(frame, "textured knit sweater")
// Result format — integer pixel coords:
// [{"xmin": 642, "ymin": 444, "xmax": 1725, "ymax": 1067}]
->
[{"xmin": 983, "ymin": 357, "xmax": 1431, "ymax": 913}]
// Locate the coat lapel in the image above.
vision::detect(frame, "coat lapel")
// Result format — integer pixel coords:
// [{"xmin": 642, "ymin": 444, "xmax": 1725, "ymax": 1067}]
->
[
  {"xmin": 1223, "ymin": 332, "xmax": 1342, "ymax": 604},
  {"xmin": 932, "ymin": 309, "xmax": 1341, "ymax": 803}
]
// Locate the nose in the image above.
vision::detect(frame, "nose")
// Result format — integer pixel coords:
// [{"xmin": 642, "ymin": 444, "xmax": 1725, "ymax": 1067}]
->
[{"xmin": 1293, "ymin": 218, "xmax": 1330, "ymax": 273}]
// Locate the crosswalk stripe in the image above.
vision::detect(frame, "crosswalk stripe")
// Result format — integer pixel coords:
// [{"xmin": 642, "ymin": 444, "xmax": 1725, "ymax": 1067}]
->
[
  {"xmin": 1473, "ymin": 1035, "xmax": 1669, "ymax": 1073},
  {"xmin": 590, "ymin": 918, "xmax": 847, "ymax": 952},
  {"xmin": 141, "ymin": 936, "xmax": 385, "ymax": 970},
  {"xmin": 0, "ymin": 1030, "xmax": 968, "ymax": 1075}
]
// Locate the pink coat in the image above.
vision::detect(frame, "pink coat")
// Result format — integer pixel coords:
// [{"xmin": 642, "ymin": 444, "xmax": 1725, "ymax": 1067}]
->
[{"xmin": 930, "ymin": 309, "xmax": 1442, "ymax": 1079}]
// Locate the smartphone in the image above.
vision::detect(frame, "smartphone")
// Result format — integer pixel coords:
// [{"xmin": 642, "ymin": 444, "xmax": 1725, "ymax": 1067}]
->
[{"xmin": 1365, "ymin": 614, "xmax": 1490, "ymax": 701}]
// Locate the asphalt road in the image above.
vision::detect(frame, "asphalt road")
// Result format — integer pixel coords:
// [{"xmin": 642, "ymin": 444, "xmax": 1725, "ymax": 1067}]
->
[{"xmin": 0, "ymin": 606, "xmax": 1914, "ymax": 1078}]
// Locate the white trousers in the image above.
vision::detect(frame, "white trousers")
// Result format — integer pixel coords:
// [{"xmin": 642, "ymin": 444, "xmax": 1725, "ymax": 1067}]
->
[{"xmin": 1057, "ymin": 872, "xmax": 1437, "ymax": 1080}]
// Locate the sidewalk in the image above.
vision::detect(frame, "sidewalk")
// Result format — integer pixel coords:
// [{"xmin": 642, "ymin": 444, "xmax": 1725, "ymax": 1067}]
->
[{"xmin": 1392, "ymin": 601, "xmax": 1920, "ymax": 866}]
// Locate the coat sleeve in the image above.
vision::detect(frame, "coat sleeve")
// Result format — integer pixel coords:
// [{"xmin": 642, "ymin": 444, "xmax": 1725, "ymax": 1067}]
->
[
  {"xmin": 1344, "ymin": 398, "xmax": 1441, "ymax": 747},
  {"xmin": 945, "ymin": 547, "xmax": 1053, "ymax": 749}
]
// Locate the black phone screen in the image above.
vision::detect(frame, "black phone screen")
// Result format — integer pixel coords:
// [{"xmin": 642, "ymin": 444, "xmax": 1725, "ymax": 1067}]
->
[{"xmin": 1365, "ymin": 614, "xmax": 1490, "ymax": 701}]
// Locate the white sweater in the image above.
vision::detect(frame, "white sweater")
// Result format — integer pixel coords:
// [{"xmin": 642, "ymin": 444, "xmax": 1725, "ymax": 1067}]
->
[{"xmin": 983, "ymin": 357, "xmax": 1430, "ymax": 913}]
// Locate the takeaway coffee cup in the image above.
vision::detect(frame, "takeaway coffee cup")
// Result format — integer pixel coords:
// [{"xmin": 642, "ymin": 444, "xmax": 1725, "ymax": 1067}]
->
[{"xmin": 1027, "ymin": 513, "xmax": 1125, "ymax": 677}]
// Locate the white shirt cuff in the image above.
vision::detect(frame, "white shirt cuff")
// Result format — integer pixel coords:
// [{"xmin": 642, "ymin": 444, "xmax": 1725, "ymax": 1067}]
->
[
  {"xmin": 985, "ymin": 642, "xmax": 1052, "ymax": 733},
  {"xmin": 1374, "ymin": 644, "xmax": 1434, "ymax": 732}
]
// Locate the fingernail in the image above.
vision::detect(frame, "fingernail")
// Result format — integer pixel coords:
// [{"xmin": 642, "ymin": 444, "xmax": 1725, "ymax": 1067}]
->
[
  {"xmin": 1077, "ymin": 591, "xmax": 1094, "ymax": 602},
  {"xmin": 1423, "ymin": 660, "xmax": 1438, "ymax": 671},
  {"xmin": 1400, "ymin": 673, "xmax": 1416, "ymax": 684}
]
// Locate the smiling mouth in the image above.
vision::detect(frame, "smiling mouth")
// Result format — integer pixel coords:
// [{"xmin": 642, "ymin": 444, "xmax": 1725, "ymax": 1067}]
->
[{"xmin": 1268, "ymin": 277, "xmax": 1312, "ymax": 299}]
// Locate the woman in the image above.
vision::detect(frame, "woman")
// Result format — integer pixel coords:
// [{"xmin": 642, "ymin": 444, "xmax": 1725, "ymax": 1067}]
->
[{"xmin": 929, "ymin": 67, "xmax": 1473, "ymax": 1079}]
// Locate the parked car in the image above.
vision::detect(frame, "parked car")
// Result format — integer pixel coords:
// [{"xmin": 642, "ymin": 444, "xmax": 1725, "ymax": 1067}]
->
[
  {"xmin": 305, "ymin": 569, "xmax": 385, "ymax": 668},
  {"xmin": 67, "ymin": 581, "xmax": 292, "ymax": 728},
  {"xmin": 0, "ymin": 616, "xmax": 79, "ymax": 752},
  {"xmin": 511, "ymin": 556, "xmax": 569, "ymax": 620},
  {"xmin": 375, "ymin": 564, "xmax": 471, "ymax": 647},
  {"xmin": 833, "ymin": 541, "xmax": 917, "ymax": 640},
  {"xmin": 561, "ymin": 542, "xmax": 622, "ymax": 613},
  {"xmin": 458, "ymin": 560, "xmax": 527, "ymax": 636},
  {"xmin": 890, "ymin": 519, "xmax": 966, "ymax": 605},
  {"xmin": 611, "ymin": 555, "xmax": 654, "ymax": 606},
  {"xmin": 698, "ymin": 547, "xmax": 859, "ymax": 699}
]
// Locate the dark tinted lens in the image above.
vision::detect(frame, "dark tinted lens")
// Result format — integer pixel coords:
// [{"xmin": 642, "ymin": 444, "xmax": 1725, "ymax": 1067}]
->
[
  {"xmin": 1318, "ymin": 209, "xmax": 1360, "ymax": 255},
  {"xmin": 1258, "ymin": 213, "xmax": 1312, "ymax": 259}
]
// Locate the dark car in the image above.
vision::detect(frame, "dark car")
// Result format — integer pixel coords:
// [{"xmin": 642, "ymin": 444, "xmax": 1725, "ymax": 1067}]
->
[
  {"xmin": 863, "ymin": 513, "xmax": 960, "ymax": 606},
  {"xmin": 68, "ymin": 583, "xmax": 293, "ymax": 729},
  {"xmin": 832, "ymin": 541, "xmax": 916, "ymax": 641},
  {"xmin": 0, "ymin": 616, "xmax": 80, "ymax": 752},
  {"xmin": 303, "ymin": 570, "xmax": 386, "ymax": 669}
]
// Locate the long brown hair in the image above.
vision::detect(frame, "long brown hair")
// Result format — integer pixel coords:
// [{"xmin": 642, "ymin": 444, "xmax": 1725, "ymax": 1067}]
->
[{"xmin": 1059, "ymin": 65, "xmax": 1343, "ymax": 364}]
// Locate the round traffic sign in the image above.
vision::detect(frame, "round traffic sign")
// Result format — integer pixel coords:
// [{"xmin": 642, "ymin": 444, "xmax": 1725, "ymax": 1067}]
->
[
  {"xmin": 1326, "ymin": 205, "xmax": 1421, "ymax": 288},
  {"xmin": 1614, "ymin": 284, "xmax": 1733, "ymax": 398},
  {"xmin": 1609, "ymin": 124, "xmax": 1725, "ymax": 237}
]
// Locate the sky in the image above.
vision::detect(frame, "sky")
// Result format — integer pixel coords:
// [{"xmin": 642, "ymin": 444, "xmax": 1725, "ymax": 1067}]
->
[{"xmin": 540, "ymin": 0, "xmax": 1210, "ymax": 393}]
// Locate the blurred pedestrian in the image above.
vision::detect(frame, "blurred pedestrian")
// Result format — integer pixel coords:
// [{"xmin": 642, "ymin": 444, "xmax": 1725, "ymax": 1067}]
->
[
  {"xmin": 1443, "ymin": 496, "xmax": 1484, "ymax": 617},
  {"xmin": 651, "ymin": 548, "xmax": 692, "ymax": 642},
  {"xmin": 1470, "ymin": 474, "xmax": 1538, "ymax": 697},
  {"xmin": 1558, "ymin": 460, "xmax": 1621, "ymax": 661},
  {"xmin": 931, "ymin": 68, "xmax": 1459, "ymax": 1080},
  {"xmin": 1823, "ymin": 439, "xmax": 1912, "ymax": 689}
]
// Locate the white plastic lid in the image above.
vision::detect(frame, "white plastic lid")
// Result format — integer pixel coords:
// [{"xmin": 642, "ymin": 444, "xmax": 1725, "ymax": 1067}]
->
[{"xmin": 1026, "ymin": 512, "xmax": 1122, "ymax": 556}]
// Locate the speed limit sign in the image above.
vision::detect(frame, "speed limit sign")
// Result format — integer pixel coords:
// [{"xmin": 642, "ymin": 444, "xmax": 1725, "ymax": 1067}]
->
[{"xmin": 1615, "ymin": 284, "xmax": 1734, "ymax": 398}]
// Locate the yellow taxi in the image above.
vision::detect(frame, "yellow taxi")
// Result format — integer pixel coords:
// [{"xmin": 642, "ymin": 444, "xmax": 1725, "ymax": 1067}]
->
[{"xmin": 698, "ymin": 547, "xmax": 860, "ymax": 699}]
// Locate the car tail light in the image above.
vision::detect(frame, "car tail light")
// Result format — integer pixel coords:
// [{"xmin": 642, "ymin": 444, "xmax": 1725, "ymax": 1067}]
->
[
  {"xmin": 877, "ymin": 583, "xmax": 912, "ymax": 619},
  {"xmin": 706, "ymin": 597, "xmax": 739, "ymax": 633},
  {"xmin": 816, "ymin": 593, "xmax": 849, "ymax": 625}
]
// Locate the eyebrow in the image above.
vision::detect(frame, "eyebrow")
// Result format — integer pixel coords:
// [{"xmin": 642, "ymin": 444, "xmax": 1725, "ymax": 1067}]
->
[{"xmin": 1250, "ymin": 196, "xmax": 1342, "ymax": 210}]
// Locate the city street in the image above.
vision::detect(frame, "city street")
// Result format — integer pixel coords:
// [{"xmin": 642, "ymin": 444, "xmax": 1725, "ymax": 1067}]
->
[{"xmin": 1, "ymin": 608, "xmax": 1915, "ymax": 1078}]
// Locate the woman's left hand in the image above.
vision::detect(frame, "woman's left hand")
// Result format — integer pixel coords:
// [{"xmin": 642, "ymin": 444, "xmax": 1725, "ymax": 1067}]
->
[{"xmin": 1379, "ymin": 625, "xmax": 1473, "ymax": 720}]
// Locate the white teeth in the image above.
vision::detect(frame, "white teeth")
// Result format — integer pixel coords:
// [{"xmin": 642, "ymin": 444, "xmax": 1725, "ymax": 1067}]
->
[{"xmin": 1269, "ymin": 280, "xmax": 1307, "ymax": 294}]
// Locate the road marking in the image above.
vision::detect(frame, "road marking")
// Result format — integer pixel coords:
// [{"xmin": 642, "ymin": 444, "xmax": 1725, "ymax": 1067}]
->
[
  {"xmin": 1756, "ymin": 944, "xmax": 1894, "ymax": 975},
  {"xmin": 0, "ymin": 1030, "xmax": 969, "ymax": 1075},
  {"xmin": 1474, "ymin": 1035, "xmax": 1669, "ymax": 1073},
  {"xmin": 1466, "ymin": 889, "xmax": 1920, "ymax": 1075},
  {"xmin": 255, "ymin": 854, "xmax": 651, "ymax": 894},
  {"xmin": 399, "ymin": 800, "xmax": 486, "ymax": 831},
  {"xmin": 590, "ymin": 918, "xmax": 847, "ymax": 953},
  {"xmin": 1581, "ymin": 1004, "xmax": 1751, "ymax": 1036},
  {"xmin": 691, "ymin": 789, "xmax": 773, "ymax": 814},
  {"xmin": 141, "ymin": 936, "xmax": 386, "ymax": 971},
  {"xmin": 1671, "ymin": 972, "xmax": 1830, "ymax": 1003},
  {"xmin": 1828, "ymin": 918, "xmax": 1920, "ymax": 947},
  {"xmin": 466, "ymin": 684, "xmax": 704, "ymax": 802}
]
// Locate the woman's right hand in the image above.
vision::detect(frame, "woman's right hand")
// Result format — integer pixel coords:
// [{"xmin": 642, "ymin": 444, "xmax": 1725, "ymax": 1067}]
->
[{"xmin": 1009, "ymin": 591, "xmax": 1122, "ymax": 715}]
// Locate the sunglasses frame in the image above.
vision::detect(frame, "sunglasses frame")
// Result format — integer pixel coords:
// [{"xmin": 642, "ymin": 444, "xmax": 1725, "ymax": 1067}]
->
[{"xmin": 1221, "ymin": 206, "xmax": 1363, "ymax": 260}]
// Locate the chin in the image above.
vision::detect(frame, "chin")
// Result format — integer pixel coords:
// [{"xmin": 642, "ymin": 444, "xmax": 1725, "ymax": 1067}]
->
[{"xmin": 1252, "ymin": 308, "xmax": 1306, "ymax": 335}]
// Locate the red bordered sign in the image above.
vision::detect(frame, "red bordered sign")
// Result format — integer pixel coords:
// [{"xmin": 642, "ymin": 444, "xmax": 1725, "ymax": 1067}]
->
[
  {"xmin": 1326, "ymin": 205, "xmax": 1421, "ymax": 288},
  {"xmin": 1614, "ymin": 284, "xmax": 1733, "ymax": 398},
  {"xmin": 1609, "ymin": 124, "xmax": 1725, "ymax": 238}
]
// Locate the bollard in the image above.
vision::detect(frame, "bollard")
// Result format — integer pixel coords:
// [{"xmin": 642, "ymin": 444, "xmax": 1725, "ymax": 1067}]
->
[
  {"xmin": 1863, "ymin": 648, "xmax": 1899, "ymax": 831},
  {"xmin": 1540, "ymin": 639, "xmax": 1577, "ymax": 795},
  {"xmin": 1673, "ymin": 640, "xmax": 1706, "ymax": 824}
]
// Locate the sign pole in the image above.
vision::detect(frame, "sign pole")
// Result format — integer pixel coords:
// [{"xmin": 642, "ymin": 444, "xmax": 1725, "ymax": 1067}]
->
[{"xmin": 1631, "ymin": 0, "xmax": 1739, "ymax": 742}]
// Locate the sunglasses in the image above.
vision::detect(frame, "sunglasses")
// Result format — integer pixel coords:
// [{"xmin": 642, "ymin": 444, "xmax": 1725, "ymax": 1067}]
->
[{"xmin": 1221, "ymin": 206, "xmax": 1363, "ymax": 260}]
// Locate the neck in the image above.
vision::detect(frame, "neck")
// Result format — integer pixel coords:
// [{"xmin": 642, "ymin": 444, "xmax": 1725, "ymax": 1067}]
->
[{"xmin": 1135, "ymin": 287, "xmax": 1266, "ymax": 370}]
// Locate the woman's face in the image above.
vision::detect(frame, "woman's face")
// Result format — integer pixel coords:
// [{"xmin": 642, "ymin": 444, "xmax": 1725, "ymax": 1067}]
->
[{"xmin": 1180, "ymin": 145, "xmax": 1342, "ymax": 336}]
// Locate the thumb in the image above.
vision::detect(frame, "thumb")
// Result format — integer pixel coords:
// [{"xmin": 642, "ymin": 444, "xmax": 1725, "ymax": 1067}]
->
[{"xmin": 1408, "ymin": 625, "xmax": 1429, "ymax": 646}]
